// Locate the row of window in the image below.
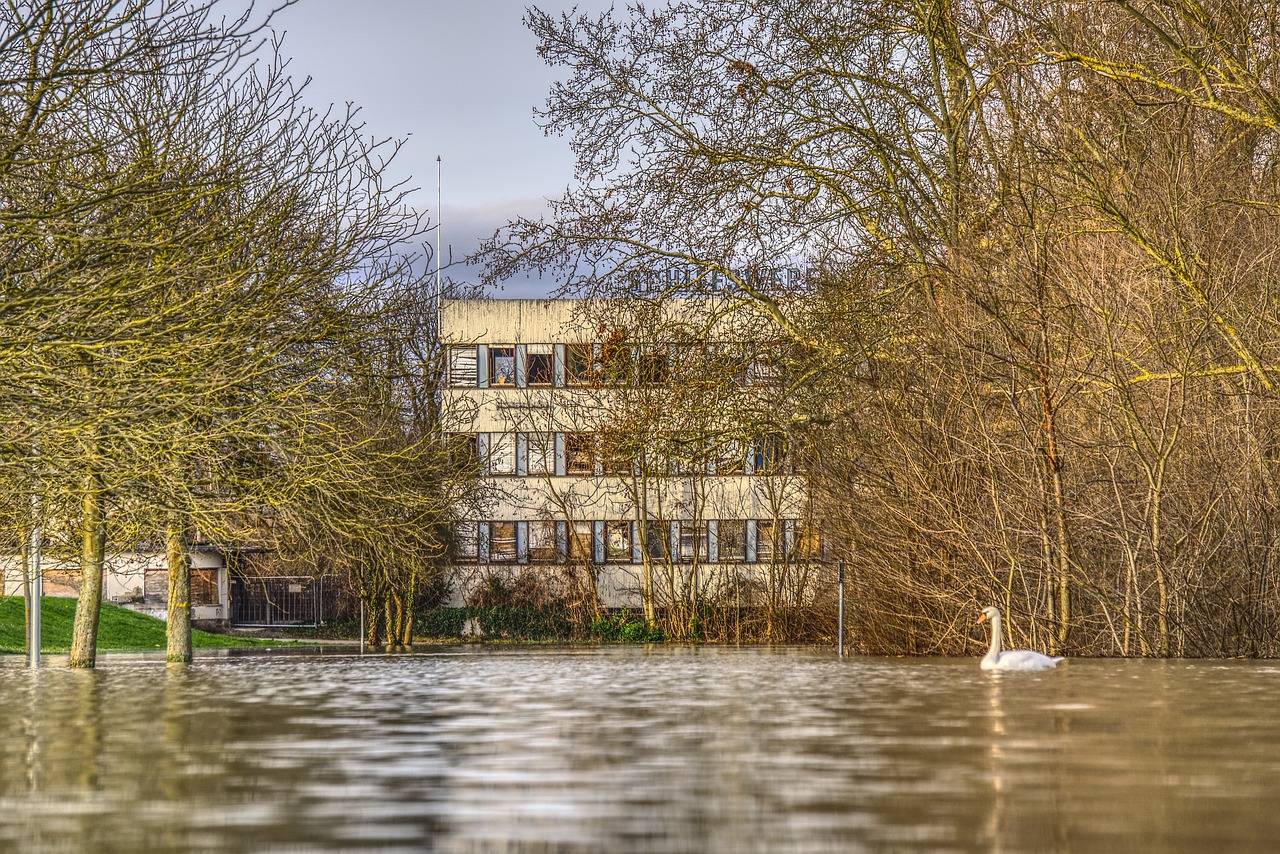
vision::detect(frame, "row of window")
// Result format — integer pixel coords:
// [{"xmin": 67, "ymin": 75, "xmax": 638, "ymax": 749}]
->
[
  {"xmin": 453, "ymin": 519, "xmax": 819, "ymax": 565},
  {"xmin": 447, "ymin": 343, "xmax": 779, "ymax": 389},
  {"xmin": 449, "ymin": 432, "xmax": 791, "ymax": 477}
]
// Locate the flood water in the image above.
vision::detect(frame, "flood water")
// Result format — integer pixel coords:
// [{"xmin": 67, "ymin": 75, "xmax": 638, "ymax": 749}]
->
[{"xmin": 1, "ymin": 647, "xmax": 1278, "ymax": 852}]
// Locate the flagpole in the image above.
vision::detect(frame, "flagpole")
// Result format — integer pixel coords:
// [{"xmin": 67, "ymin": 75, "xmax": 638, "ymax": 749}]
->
[{"xmin": 436, "ymin": 154, "xmax": 442, "ymax": 309}]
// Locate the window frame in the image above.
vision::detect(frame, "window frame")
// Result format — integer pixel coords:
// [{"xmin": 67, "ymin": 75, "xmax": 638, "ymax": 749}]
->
[
  {"xmin": 448, "ymin": 345, "xmax": 479, "ymax": 388},
  {"xmin": 564, "ymin": 432, "xmax": 594, "ymax": 475},
  {"xmin": 488, "ymin": 433, "xmax": 516, "ymax": 475},
  {"xmin": 525, "ymin": 345, "xmax": 554, "ymax": 386},
  {"xmin": 604, "ymin": 520, "xmax": 633, "ymax": 563},
  {"xmin": 452, "ymin": 521, "xmax": 480, "ymax": 563},
  {"xmin": 488, "ymin": 521, "xmax": 518, "ymax": 564},
  {"xmin": 489, "ymin": 346, "xmax": 516, "ymax": 386},
  {"xmin": 527, "ymin": 520, "xmax": 560, "ymax": 564},
  {"xmin": 717, "ymin": 519, "xmax": 747, "ymax": 562},
  {"xmin": 565, "ymin": 343, "xmax": 593, "ymax": 385}
]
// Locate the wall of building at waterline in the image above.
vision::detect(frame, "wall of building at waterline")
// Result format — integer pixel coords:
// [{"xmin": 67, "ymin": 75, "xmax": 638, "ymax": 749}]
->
[{"xmin": 0, "ymin": 550, "xmax": 230, "ymax": 622}]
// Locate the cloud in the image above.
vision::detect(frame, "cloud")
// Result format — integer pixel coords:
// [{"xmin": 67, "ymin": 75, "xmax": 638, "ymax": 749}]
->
[{"xmin": 437, "ymin": 196, "xmax": 564, "ymax": 299}]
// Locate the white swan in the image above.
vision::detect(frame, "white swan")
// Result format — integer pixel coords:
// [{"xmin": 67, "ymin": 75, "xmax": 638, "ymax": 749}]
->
[{"xmin": 978, "ymin": 606, "xmax": 1064, "ymax": 671}]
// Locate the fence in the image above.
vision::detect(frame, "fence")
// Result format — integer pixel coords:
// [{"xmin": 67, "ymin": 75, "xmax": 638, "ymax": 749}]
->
[{"xmin": 230, "ymin": 575, "xmax": 321, "ymax": 627}]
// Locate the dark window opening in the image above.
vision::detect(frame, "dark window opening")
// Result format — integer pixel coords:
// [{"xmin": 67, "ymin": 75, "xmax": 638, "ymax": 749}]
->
[
  {"xmin": 643, "ymin": 521, "xmax": 669, "ymax": 561},
  {"xmin": 600, "ymin": 340, "xmax": 633, "ymax": 385},
  {"xmin": 752, "ymin": 436, "xmax": 789, "ymax": 475},
  {"xmin": 566, "ymin": 344, "xmax": 592, "ymax": 384},
  {"xmin": 527, "ymin": 350, "xmax": 553, "ymax": 385},
  {"xmin": 449, "ymin": 433, "xmax": 480, "ymax": 473},
  {"xmin": 191, "ymin": 569, "xmax": 219, "ymax": 606},
  {"xmin": 638, "ymin": 348, "xmax": 669, "ymax": 385}
]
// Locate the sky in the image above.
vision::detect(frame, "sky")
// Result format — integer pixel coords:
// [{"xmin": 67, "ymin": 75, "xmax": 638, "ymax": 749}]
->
[{"xmin": 269, "ymin": 0, "xmax": 615, "ymax": 297}]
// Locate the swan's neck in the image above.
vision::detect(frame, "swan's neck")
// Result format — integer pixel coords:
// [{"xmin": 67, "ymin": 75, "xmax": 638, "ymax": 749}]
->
[{"xmin": 985, "ymin": 614, "xmax": 1003, "ymax": 660}]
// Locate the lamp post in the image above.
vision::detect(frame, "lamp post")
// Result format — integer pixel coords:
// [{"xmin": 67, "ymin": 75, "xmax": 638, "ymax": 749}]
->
[
  {"xmin": 28, "ymin": 491, "xmax": 41, "ymax": 668},
  {"xmin": 837, "ymin": 559, "xmax": 845, "ymax": 659}
]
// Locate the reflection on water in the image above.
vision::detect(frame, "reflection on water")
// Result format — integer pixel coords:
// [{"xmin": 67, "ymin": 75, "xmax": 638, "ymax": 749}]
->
[{"xmin": 1, "ymin": 648, "xmax": 1279, "ymax": 852}]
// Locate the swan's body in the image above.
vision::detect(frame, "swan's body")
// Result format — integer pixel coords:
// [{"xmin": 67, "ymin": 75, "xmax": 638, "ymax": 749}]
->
[{"xmin": 978, "ymin": 606, "xmax": 1064, "ymax": 671}]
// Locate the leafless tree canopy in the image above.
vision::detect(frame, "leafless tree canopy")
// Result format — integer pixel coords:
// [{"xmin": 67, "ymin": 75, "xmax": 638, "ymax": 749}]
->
[
  {"xmin": 0, "ymin": 1, "xmax": 466, "ymax": 664},
  {"xmin": 476, "ymin": 0, "xmax": 1280, "ymax": 656}
]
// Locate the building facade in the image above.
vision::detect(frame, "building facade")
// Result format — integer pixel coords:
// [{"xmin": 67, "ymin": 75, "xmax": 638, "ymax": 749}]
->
[{"xmin": 440, "ymin": 298, "xmax": 817, "ymax": 611}]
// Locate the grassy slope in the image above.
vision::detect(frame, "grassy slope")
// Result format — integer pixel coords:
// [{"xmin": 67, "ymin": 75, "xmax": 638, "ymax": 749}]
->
[{"xmin": 0, "ymin": 596, "xmax": 274, "ymax": 655}]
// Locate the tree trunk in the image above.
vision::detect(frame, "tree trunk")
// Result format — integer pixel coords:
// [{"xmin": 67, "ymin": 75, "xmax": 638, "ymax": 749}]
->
[
  {"xmin": 364, "ymin": 591, "xmax": 380, "ymax": 649},
  {"xmin": 166, "ymin": 520, "xmax": 192, "ymax": 664},
  {"xmin": 1039, "ymin": 376, "xmax": 1072, "ymax": 652},
  {"xmin": 70, "ymin": 470, "xmax": 107, "ymax": 668}
]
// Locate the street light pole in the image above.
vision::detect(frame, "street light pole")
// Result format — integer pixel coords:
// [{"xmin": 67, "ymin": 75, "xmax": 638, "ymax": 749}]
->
[
  {"xmin": 28, "ymin": 492, "xmax": 41, "ymax": 668},
  {"xmin": 837, "ymin": 559, "xmax": 845, "ymax": 659}
]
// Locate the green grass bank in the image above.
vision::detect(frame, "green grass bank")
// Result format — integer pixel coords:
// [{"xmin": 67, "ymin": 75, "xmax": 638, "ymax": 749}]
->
[{"xmin": 0, "ymin": 597, "xmax": 276, "ymax": 655}]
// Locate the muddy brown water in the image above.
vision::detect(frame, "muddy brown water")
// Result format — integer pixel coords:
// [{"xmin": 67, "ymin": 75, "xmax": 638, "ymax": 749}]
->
[{"xmin": 1, "ymin": 646, "xmax": 1278, "ymax": 852}]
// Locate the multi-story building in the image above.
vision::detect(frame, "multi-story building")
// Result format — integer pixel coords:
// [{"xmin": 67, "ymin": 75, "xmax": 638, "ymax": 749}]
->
[{"xmin": 439, "ymin": 298, "xmax": 818, "ymax": 612}]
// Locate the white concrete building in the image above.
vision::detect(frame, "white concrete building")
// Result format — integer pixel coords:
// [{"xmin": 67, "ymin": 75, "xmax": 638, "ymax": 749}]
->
[{"xmin": 440, "ymin": 298, "xmax": 816, "ymax": 610}]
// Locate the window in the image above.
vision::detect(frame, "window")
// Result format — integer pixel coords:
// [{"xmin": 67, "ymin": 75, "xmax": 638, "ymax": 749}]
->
[
  {"xmin": 566, "ymin": 343, "xmax": 592, "ymax": 384},
  {"xmin": 600, "ymin": 340, "xmax": 633, "ymax": 385},
  {"xmin": 526, "ymin": 344, "xmax": 553, "ymax": 386},
  {"xmin": 678, "ymin": 521, "xmax": 707, "ymax": 562},
  {"xmin": 565, "ymin": 433, "xmax": 594, "ymax": 475},
  {"xmin": 488, "ymin": 433, "xmax": 516, "ymax": 475},
  {"xmin": 711, "ymin": 343, "xmax": 749, "ymax": 384},
  {"xmin": 718, "ymin": 520, "xmax": 747, "ymax": 562},
  {"xmin": 191, "ymin": 569, "xmax": 219, "ymax": 606},
  {"xmin": 489, "ymin": 521, "xmax": 518, "ymax": 563},
  {"xmin": 667, "ymin": 434, "xmax": 704, "ymax": 475},
  {"xmin": 643, "ymin": 520, "xmax": 669, "ymax": 561},
  {"xmin": 638, "ymin": 347, "xmax": 669, "ymax": 385},
  {"xmin": 448, "ymin": 433, "xmax": 479, "ymax": 473},
  {"xmin": 748, "ymin": 351, "xmax": 782, "ymax": 385},
  {"xmin": 453, "ymin": 522, "xmax": 479, "ymax": 562},
  {"xmin": 489, "ymin": 346, "xmax": 516, "ymax": 386},
  {"xmin": 711, "ymin": 439, "xmax": 747, "ymax": 475},
  {"xmin": 600, "ymin": 438, "xmax": 633, "ymax": 476},
  {"xmin": 567, "ymin": 521, "xmax": 594, "ymax": 562},
  {"xmin": 794, "ymin": 524, "xmax": 822, "ymax": 561},
  {"xmin": 528, "ymin": 520, "xmax": 559, "ymax": 563},
  {"xmin": 756, "ymin": 519, "xmax": 778, "ymax": 562},
  {"xmin": 605, "ymin": 521, "xmax": 633, "ymax": 562},
  {"xmin": 752, "ymin": 435, "xmax": 788, "ymax": 475},
  {"xmin": 448, "ymin": 346, "xmax": 478, "ymax": 387},
  {"xmin": 526, "ymin": 432, "xmax": 554, "ymax": 476}
]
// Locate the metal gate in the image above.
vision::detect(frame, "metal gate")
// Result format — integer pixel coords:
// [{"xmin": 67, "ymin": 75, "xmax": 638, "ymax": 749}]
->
[{"xmin": 230, "ymin": 575, "xmax": 319, "ymax": 627}]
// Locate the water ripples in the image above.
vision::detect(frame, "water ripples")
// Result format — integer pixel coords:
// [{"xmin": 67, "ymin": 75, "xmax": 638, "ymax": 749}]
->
[{"xmin": 0, "ymin": 648, "xmax": 1279, "ymax": 851}]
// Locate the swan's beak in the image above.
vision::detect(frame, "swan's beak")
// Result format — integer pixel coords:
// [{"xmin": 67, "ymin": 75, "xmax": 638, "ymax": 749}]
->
[{"xmin": 977, "ymin": 613, "xmax": 987, "ymax": 624}]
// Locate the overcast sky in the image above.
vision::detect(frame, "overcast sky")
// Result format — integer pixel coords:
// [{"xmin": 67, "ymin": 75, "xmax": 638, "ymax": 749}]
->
[{"xmin": 271, "ymin": 0, "xmax": 614, "ymax": 297}]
